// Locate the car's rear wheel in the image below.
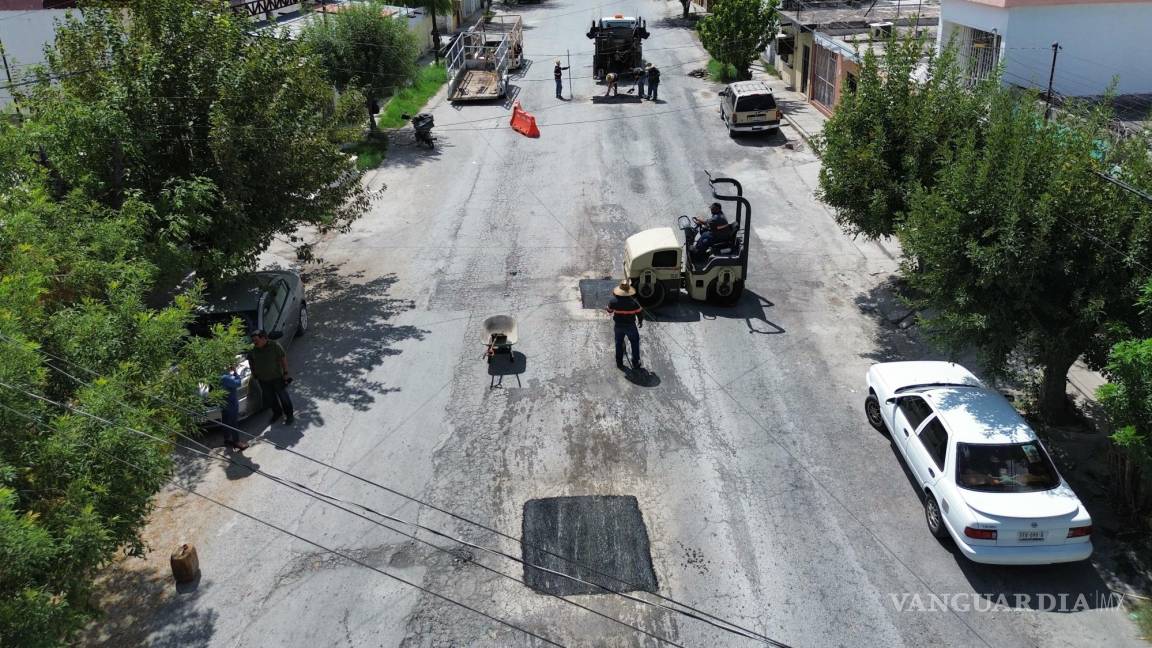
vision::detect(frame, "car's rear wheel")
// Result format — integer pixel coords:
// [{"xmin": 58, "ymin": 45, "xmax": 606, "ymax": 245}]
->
[
  {"xmin": 295, "ymin": 304, "xmax": 309, "ymax": 337},
  {"xmin": 925, "ymin": 494, "xmax": 947, "ymax": 540},
  {"xmin": 865, "ymin": 393, "xmax": 885, "ymax": 433}
]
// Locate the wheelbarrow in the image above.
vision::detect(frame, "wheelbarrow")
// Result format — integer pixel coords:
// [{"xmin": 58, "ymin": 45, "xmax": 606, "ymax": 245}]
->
[{"xmin": 481, "ymin": 315, "xmax": 517, "ymax": 363}]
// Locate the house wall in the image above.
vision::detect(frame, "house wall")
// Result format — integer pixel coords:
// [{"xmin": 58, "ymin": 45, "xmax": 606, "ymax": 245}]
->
[
  {"xmin": 776, "ymin": 26, "xmax": 814, "ymax": 92},
  {"xmin": 0, "ymin": 9, "xmax": 70, "ymax": 106},
  {"xmin": 940, "ymin": 0, "xmax": 1152, "ymax": 95}
]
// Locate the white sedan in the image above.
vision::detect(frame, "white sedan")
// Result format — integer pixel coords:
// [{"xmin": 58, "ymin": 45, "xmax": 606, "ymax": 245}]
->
[{"xmin": 865, "ymin": 361, "xmax": 1093, "ymax": 565}]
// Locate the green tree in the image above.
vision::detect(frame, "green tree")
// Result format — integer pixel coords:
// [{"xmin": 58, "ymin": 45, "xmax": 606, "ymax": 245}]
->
[
  {"xmin": 0, "ymin": 169, "xmax": 242, "ymax": 644},
  {"xmin": 1098, "ymin": 334, "xmax": 1152, "ymax": 516},
  {"xmin": 698, "ymin": 0, "xmax": 779, "ymax": 80},
  {"xmin": 302, "ymin": 2, "xmax": 420, "ymax": 133},
  {"xmin": 20, "ymin": 0, "xmax": 367, "ymax": 278},
  {"xmin": 900, "ymin": 91, "xmax": 1152, "ymax": 421},
  {"xmin": 817, "ymin": 34, "xmax": 994, "ymax": 239}
]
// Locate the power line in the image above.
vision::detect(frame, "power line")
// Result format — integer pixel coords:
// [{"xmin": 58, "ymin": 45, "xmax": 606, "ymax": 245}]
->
[
  {"xmin": 14, "ymin": 344, "xmax": 775, "ymax": 644},
  {"xmin": 0, "ymin": 380, "xmax": 715, "ymax": 647},
  {"xmin": 0, "ymin": 398, "xmax": 570, "ymax": 648},
  {"xmin": 0, "ymin": 334, "xmax": 787, "ymax": 646}
]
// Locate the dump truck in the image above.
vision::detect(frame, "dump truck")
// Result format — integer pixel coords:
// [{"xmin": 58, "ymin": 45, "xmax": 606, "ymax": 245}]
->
[
  {"xmin": 623, "ymin": 173, "xmax": 751, "ymax": 307},
  {"xmin": 586, "ymin": 14, "xmax": 649, "ymax": 81},
  {"xmin": 447, "ymin": 14, "xmax": 524, "ymax": 102}
]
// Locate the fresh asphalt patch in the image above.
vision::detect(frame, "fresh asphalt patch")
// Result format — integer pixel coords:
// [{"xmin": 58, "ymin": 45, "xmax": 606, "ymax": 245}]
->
[
  {"xmin": 578, "ymin": 278, "xmax": 618, "ymax": 310},
  {"xmin": 522, "ymin": 495, "xmax": 658, "ymax": 596}
]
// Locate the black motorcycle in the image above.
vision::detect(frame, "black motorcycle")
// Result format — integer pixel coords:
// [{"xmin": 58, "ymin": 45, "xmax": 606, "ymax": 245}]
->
[{"xmin": 403, "ymin": 112, "xmax": 435, "ymax": 149}]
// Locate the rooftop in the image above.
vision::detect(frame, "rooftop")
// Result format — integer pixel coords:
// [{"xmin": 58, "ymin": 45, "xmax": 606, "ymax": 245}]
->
[{"xmin": 780, "ymin": 0, "xmax": 941, "ymax": 32}]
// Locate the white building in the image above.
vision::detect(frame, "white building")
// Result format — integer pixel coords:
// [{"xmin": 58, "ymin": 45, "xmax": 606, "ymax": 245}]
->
[
  {"xmin": 0, "ymin": 1, "xmax": 76, "ymax": 106},
  {"xmin": 939, "ymin": 0, "xmax": 1152, "ymax": 96}
]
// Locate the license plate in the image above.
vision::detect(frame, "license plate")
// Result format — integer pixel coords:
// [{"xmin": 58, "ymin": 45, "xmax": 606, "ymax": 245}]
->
[{"xmin": 1017, "ymin": 530, "xmax": 1045, "ymax": 541}]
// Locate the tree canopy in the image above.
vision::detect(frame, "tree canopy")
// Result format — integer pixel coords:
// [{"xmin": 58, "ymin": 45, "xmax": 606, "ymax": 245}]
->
[
  {"xmin": 0, "ymin": 170, "xmax": 242, "ymax": 644},
  {"xmin": 698, "ymin": 0, "xmax": 779, "ymax": 80},
  {"xmin": 817, "ymin": 33, "xmax": 993, "ymax": 239},
  {"xmin": 900, "ymin": 92, "xmax": 1152, "ymax": 421},
  {"xmin": 19, "ymin": 0, "xmax": 367, "ymax": 278},
  {"xmin": 302, "ymin": 2, "xmax": 420, "ymax": 131}
]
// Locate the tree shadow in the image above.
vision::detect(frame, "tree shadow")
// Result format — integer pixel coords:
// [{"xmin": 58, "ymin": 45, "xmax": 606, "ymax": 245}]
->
[
  {"xmin": 286, "ymin": 264, "xmax": 427, "ymax": 430},
  {"xmin": 653, "ymin": 15, "xmax": 702, "ymax": 30},
  {"xmin": 77, "ymin": 558, "xmax": 218, "ymax": 648},
  {"xmin": 855, "ymin": 276, "xmax": 940, "ymax": 364},
  {"xmin": 649, "ymin": 289, "xmax": 785, "ymax": 335},
  {"xmin": 380, "ymin": 132, "xmax": 445, "ymax": 170}
]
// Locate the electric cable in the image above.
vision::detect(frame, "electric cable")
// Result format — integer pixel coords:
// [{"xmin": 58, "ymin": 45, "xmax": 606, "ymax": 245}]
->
[
  {"xmin": 0, "ymin": 382, "xmax": 717, "ymax": 648},
  {"xmin": 0, "ymin": 335, "xmax": 790, "ymax": 646},
  {"xmin": 0, "ymin": 399, "xmax": 570, "ymax": 648}
]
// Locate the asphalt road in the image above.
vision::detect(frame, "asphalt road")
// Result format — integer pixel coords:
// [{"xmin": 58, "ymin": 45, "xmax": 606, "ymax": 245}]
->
[{"xmin": 102, "ymin": 2, "xmax": 1143, "ymax": 647}]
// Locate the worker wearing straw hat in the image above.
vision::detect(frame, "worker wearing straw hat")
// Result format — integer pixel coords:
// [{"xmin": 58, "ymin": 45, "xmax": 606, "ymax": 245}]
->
[{"xmin": 606, "ymin": 279, "xmax": 643, "ymax": 370}]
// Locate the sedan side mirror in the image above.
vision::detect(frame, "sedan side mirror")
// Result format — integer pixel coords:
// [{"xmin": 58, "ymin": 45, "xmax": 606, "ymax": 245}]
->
[{"xmin": 885, "ymin": 397, "xmax": 897, "ymax": 405}]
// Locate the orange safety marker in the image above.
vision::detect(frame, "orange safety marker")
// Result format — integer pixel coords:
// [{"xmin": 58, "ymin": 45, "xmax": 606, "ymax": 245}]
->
[{"xmin": 510, "ymin": 100, "xmax": 540, "ymax": 138}]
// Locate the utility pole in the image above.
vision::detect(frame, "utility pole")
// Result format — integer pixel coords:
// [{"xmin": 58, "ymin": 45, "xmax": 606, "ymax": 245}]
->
[
  {"xmin": 566, "ymin": 49, "xmax": 572, "ymax": 101},
  {"xmin": 1044, "ymin": 42, "xmax": 1060, "ymax": 122},
  {"xmin": 431, "ymin": 3, "xmax": 441, "ymax": 64},
  {"xmin": 0, "ymin": 37, "xmax": 22, "ymax": 119}
]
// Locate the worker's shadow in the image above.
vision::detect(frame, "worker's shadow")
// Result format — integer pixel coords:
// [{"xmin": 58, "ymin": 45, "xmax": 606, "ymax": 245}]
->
[
  {"xmin": 488, "ymin": 351, "xmax": 527, "ymax": 389},
  {"xmin": 651, "ymin": 290, "xmax": 784, "ymax": 335},
  {"xmin": 624, "ymin": 366, "xmax": 661, "ymax": 387},
  {"xmin": 222, "ymin": 450, "xmax": 260, "ymax": 481}
]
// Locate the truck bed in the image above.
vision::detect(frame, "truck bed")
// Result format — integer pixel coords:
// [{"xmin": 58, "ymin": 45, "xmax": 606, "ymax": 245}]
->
[{"xmin": 451, "ymin": 70, "xmax": 503, "ymax": 101}]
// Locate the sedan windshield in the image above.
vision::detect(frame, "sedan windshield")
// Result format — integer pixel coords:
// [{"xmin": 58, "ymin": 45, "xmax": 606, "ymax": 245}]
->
[
  {"xmin": 956, "ymin": 442, "xmax": 1060, "ymax": 493},
  {"xmin": 188, "ymin": 310, "xmax": 257, "ymax": 339}
]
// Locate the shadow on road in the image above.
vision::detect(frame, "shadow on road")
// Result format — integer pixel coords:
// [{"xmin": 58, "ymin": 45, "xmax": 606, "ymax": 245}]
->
[
  {"xmin": 285, "ymin": 264, "xmax": 427, "ymax": 433},
  {"xmin": 381, "ymin": 133, "xmax": 445, "ymax": 170},
  {"xmin": 730, "ymin": 128, "xmax": 790, "ymax": 149},
  {"xmin": 855, "ymin": 276, "xmax": 942, "ymax": 364},
  {"xmin": 488, "ymin": 350, "xmax": 527, "ymax": 388},
  {"xmin": 650, "ymin": 289, "xmax": 785, "ymax": 334},
  {"xmin": 77, "ymin": 560, "xmax": 218, "ymax": 648}
]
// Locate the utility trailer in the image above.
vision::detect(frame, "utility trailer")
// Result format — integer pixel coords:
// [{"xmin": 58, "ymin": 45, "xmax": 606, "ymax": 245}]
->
[{"xmin": 447, "ymin": 14, "xmax": 524, "ymax": 102}]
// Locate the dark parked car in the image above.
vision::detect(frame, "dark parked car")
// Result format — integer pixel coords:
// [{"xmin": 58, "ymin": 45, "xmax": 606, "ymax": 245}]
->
[{"xmin": 190, "ymin": 270, "xmax": 308, "ymax": 421}]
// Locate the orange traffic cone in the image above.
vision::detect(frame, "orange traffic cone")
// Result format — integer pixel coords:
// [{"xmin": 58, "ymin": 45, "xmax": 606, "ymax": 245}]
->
[{"xmin": 510, "ymin": 101, "xmax": 540, "ymax": 138}]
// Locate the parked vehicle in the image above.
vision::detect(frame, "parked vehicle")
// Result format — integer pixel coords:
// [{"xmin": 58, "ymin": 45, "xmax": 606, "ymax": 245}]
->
[
  {"xmin": 189, "ymin": 270, "xmax": 308, "ymax": 422},
  {"xmin": 447, "ymin": 14, "xmax": 523, "ymax": 102},
  {"xmin": 865, "ymin": 361, "xmax": 1093, "ymax": 565},
  {"xmin": 405, "ymin": 112, "xmax": 435, "ymax": 149},
  {"xmin": 623, "ymin": 171, "xmax": 750, "ymax": 307},
  {"xmin": 718, "ymin": 81, "xmax": 781, "ymax": 135}
]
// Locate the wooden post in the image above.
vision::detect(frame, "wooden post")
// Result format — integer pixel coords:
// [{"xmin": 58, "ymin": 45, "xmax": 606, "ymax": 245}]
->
[{"xmin": 567, "ymin": 49, "xmax": 572, "ymax": 100}]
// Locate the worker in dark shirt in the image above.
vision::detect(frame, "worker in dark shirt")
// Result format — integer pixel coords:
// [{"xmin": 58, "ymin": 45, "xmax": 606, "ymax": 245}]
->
[
  {"xmin": 248, "ymin": 329, "xmax": 295, "ymax": 425},
  {"xmin": 606, "ymin": 279, "xmax": 643, "ymax": 370},
  {"xmin": 554, "ymin": 59, "xmax": 570, "ymax": 99}
]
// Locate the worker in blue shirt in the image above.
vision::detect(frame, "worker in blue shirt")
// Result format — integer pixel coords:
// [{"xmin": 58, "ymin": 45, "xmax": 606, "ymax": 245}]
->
[{"xmin": 221, "ymin": 368, "xmax": 248, "ymax": 450}]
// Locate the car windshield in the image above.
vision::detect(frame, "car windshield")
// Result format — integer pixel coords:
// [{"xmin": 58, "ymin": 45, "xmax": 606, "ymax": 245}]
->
[
  {"xmin": 188, "ymin": 310, "xmax": 257, "ymax": 339},
  {"xmin": 735, "ymin": 94, "xmax": 776, "ymax": 112},
  {"xmin": 956, "ymin": 442, "xmax": 1060, "ymax": 493}
]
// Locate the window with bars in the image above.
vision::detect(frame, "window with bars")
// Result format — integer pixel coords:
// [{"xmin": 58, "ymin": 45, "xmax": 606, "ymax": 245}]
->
[
  {"xmin": 812, "ymin": 45, "xmax": 838, "ymax": 108},
  {"xmin": 960, "ymin": 26, "xmax": 1001, "ymax": 86}
]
